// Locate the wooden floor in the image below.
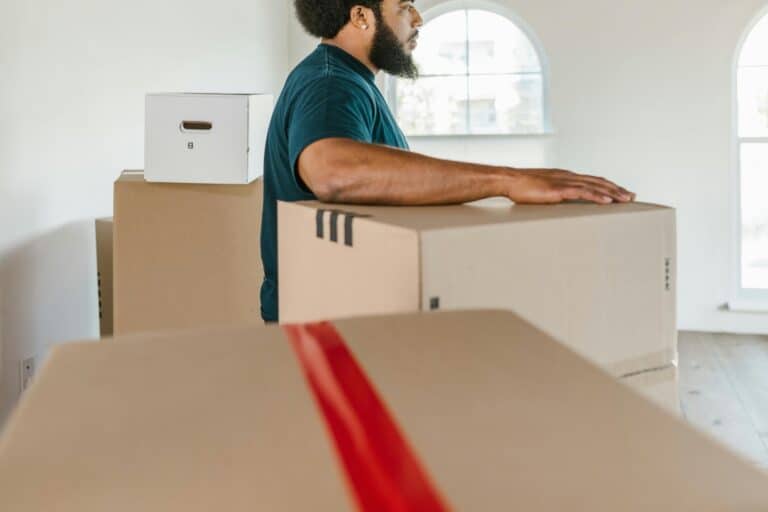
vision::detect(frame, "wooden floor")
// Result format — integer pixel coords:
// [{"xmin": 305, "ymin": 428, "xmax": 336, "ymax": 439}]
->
[{"xmin": 679, "ymin": 331, "xmax": 768, "ymax": 469}]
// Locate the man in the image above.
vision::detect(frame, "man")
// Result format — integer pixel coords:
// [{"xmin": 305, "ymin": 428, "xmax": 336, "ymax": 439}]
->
[{"xmin": 260, "ymin": 0, "xmax": 635, "ymax": 323}]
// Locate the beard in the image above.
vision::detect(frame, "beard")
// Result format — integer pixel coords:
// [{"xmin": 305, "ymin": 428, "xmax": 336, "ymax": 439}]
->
[{"xmin": 369, "ymin": 17, "xmax": 419, "ymax": 79}]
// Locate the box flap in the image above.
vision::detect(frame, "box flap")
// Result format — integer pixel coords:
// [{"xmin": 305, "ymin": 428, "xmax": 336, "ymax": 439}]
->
[
  {"xmin": 287, "ymin": 199, "xmax": 672, "ymax": 233},
  {"xmin": 337, "ymin": 312, "xmax": 766, "ymax": 510},
  {"xmin": 0, "ymin": 323, "xmax": 350, "ymax": 511}
]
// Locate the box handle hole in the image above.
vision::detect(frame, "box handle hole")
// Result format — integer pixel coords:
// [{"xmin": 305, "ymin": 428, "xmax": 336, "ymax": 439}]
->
[{"xmin": 180, "ymin": 121, "xmax": 213, "ymax": 132}]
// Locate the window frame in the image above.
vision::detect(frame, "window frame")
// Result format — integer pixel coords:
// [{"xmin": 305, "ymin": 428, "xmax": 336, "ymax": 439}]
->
[
  {"xmin": 729, "ymin": 5, "xmax": 768, "ymax": 312},
  {"xmin": 379, "ymin": 0, "xmax": 552, "ymax": 137}
]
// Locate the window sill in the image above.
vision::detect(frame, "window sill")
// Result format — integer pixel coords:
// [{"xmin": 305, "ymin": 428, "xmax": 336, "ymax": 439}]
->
[{"xmin": 724, "ymin": 298, "xmax": 768, "ymax": 313}]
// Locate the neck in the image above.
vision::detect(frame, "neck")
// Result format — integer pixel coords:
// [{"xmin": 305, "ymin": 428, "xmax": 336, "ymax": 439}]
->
[{"xmin": 321, "ymin": 33, "xmax": 379, "ymax": 75}]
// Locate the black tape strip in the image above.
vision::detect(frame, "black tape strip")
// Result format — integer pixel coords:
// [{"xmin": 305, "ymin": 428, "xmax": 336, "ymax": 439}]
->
[
  {"xmin": 344, "ymin": 214, "xmax": 355, "ymax": 247},
  {"xmin": 329, "ymin": 210, "xmax": 340, "ymax": 243},
  {"xmin": 316, "ymin": 209, "xmax": 326, "ymax": 239}
]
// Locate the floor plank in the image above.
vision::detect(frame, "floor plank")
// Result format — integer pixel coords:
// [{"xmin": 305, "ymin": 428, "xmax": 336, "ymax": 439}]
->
[
  {"xmin": 710, "ymin": 332, "xmax": 768, "ymax": 458},
  {"xmin": 678, "ymin": 331, "xmax": 768, "ymax": 467}
]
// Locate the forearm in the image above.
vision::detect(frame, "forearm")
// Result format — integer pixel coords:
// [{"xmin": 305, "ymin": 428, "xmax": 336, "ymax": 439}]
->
[{"xmin": 300, "ymin": 138, "xmax": 512, "ymax": 205}]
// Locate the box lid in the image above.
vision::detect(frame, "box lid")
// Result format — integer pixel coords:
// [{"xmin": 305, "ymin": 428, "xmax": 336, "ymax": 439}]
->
[
  {"xmin": 285, "ymin": 198, "xmax": 672, "ymax": 233},
  {"xmin": 115, "ymin": 170, "xmax": 145, "ymax": 183},
  {"xmin": 1, "ymin": 311, "xmax": 766, "ymax": 511}
]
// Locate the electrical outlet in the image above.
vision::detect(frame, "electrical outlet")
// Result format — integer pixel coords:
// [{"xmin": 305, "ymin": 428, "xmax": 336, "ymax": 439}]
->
[{"xmin": 19, "ymin": 357, "xmax": 36, "ymax": 394}]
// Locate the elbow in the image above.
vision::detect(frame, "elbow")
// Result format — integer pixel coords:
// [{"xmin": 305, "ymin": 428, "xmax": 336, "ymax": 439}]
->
[
  {"xmin": 300, "ymin": 157, "xmax": 348, "ymax": 204},
  {"xmin": 311, "ymin": 174, "xmax": 343, "ymax": 203},
  {"xmin": 298, "ymin": 139, "xmax": 363, "ymax": 203}
]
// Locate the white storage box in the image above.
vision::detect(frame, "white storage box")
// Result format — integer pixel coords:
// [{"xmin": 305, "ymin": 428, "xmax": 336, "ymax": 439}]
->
[{"xmin": 145, "ymin": 93, "xmax": 273, "ymax": 184}]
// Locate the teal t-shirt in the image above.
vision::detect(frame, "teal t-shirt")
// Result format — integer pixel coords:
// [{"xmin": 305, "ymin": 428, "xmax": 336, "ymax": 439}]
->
[{"xmin": 260, "ymin": 44, "xmax": 409, "ymax": 322}]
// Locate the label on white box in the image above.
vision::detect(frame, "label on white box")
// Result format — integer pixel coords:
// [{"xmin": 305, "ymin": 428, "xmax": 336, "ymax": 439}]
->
[{"xmin": 145, "ymin": 93, "xmax": 274, "ymax": 184}]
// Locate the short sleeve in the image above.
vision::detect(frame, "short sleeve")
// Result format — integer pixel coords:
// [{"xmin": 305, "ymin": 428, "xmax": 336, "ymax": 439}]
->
[{"xmin": 287, "ymin": 76, "xmax": 376, "ymax": 192}]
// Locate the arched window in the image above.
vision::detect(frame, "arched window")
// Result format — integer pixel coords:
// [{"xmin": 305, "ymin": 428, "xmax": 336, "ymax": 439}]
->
[
  {"xmin": 735, "ymin": 11, "xmax": 768, "ymax": 301},
  {"xmin": 384, "ymin": 3, "xmax": 549, "ymax": 136}
]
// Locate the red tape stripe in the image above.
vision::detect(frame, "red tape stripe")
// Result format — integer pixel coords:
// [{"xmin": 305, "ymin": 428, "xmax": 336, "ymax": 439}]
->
[{"xmin": 283, "ymin": 322, "xmax": 450, "ymax": 512}]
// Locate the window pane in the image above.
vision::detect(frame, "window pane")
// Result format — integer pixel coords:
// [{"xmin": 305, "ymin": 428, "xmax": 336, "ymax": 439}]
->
[
  {"xmin": 467, "ymin": 75, "xmax": 543, "ymax": 134},
  {"xmin": 741, "ymin": 142, "xmax": 768, "ymax": 288},
  {"xmin": 413, "ymin": 10, "xmax": 467, "ymax": 76},
  {"xmin": 740, "ymin": 14, "xmax": 768, "ymax": 67},
  {"xmin": 396, "ymin": 76, "xmax": 468, "ymax": 135},
  {"xmin": 467, "ymin": 10, "xmax": 541, "ymax": 74},
  {"xmin": 738, "ymin": 67, "xmax": 768, "ymax": 137}
]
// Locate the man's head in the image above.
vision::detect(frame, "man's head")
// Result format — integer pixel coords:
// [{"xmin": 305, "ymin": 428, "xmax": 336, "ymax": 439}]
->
[{"xmin": 294, "ymin": 0, "xmax": 423, "ymax": 78}]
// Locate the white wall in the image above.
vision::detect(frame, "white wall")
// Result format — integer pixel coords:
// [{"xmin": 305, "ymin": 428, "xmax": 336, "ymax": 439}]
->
[
  {"xmin": 291, "ymin": 0, "xmax": 768, "ymax": 335},
  {"xmin": 0, "ymin": 0, "xmax": 292, "ymax": 426}
]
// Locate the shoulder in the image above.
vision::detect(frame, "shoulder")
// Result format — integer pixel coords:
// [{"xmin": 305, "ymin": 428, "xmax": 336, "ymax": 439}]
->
[
  {"xmin": 294, "ymin": 71, "xmax": 374, "ymax": 100},
  {"xmin": 282, "ymin": 78, "xmax": 375, "ymax": 125},
  {"xmin": 288, "ymin": 55, "xmax": 375, "ymax": 102}
]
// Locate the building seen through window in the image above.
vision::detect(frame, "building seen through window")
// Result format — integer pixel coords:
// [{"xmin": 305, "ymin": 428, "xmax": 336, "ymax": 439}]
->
[{"xmin": 388, "ymin": 8, "xmax": 547, "ymax": 136}]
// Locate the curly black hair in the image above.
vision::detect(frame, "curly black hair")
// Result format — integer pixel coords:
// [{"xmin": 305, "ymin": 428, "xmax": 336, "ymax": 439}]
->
[{"xmin": 294, "ymin": 0, "xmax": 383, "ymax": 39}]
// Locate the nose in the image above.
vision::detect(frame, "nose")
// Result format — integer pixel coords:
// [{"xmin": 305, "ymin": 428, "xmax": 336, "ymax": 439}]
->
[{"xmin": 413, "ymin": 7, "xmax": 424, "ymax": 28}]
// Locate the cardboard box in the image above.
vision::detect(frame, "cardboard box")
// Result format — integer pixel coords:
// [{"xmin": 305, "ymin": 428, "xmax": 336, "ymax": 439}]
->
[
  {"xmin": 621, "ymin": 363, "xmax": 679, "ymax": 414},
  {"xmin": 95, "ymin": 218, "xmax": 113, "ymax": 337},
  {"xmin": 145, "ymin": 93, "xmax": 273, "ymax": 184},
  {"xmin": 113, "ymin": 171, "xmax": 263, "ymax": 335},
  {"xmin": 279, "ymin": 199, "xmax": 676, "ymax": 377},
  {"xmin": 1, "ymin": 310, "xmax": 766, "ymax": 511}
]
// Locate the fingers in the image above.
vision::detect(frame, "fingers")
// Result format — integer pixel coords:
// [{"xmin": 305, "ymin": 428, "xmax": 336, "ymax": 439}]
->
[
  {"xmin": 560, "ymin": 185, "xmax": 614, "ymax": 204},
  {"xmin": 553, "ymin": 170, "xmax": 635, "ymax": 202},
  {"xmin": 514, "ymin": 171, "xmax": 636, "ymax": 205},
  {"xmin": 577, "ymin": 176, "xmax": 633, "ymax": 201},
  {"xmin": 563, "ymin": 180, "xmax": 629, "ymax": 203},
  {"xmin": 580, "ymin": 175, "xmax": 631, "ymax": 194}
]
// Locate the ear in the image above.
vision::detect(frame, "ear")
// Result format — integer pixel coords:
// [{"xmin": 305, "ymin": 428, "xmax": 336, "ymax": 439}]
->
[{"xmin": 349, "ymin": 5, "xmax": 374, "ymax": 31}]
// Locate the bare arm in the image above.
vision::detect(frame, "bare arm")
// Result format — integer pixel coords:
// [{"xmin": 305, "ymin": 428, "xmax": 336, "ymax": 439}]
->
[{"xmin": 297, "ymin": 138, "xmax": 635, "ymax": 205}]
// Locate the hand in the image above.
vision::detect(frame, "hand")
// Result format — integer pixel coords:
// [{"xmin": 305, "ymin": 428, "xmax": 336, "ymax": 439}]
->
[{"xmin": 504, "ymin": 168, "xmax": 636, "ymax": 205}]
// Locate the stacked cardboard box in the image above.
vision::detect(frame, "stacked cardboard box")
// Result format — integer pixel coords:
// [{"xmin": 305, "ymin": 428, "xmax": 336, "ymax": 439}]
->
[
  {"xmin": 113, "ymin": 171, "xmax": 263, "ymax": 335},
  {"xmin": 95, "ymin": 218, "xmax": 114, "ymax": 336},
  {"xmin": 144, "ymin": 93, "xmax": 273, "ymax": 184},
  {"xmin": 279, "ymin": 198, "xmax": 678, "ymax": 412},
  {"xmin": 107, "ymin": 92, "xmax": 271, "ymax": 335},
  {"xmin": 0, "ymin": 310, "xmax": 764, "ymax": 510}
]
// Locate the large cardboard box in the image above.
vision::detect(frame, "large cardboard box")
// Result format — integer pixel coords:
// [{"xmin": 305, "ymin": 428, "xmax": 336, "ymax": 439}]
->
[
  {"xmin": 113, "ymin": 171, "xmax": 263, "ymax": 335},
  {"xmin": 279, "ymin": 199, "xmax": 677, "ymax": 378},
  {"xmin": 0, "ymin": 310, "xmax": 766, "ymax": 511},
  {"xmin": 145, "ymin": 93, "xmax": 273, "ymax": 184}
]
